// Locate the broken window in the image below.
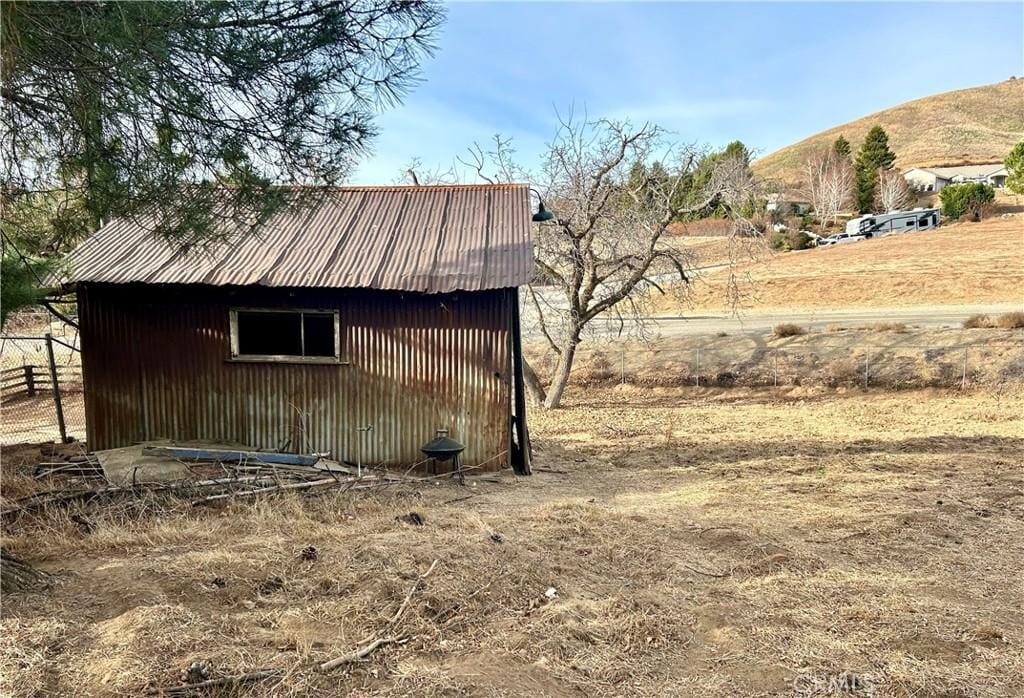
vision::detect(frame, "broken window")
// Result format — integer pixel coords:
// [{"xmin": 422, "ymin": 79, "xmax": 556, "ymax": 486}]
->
[{"xmin": 230, "ymin": 309, "xmax": 339, "ymax": 361}]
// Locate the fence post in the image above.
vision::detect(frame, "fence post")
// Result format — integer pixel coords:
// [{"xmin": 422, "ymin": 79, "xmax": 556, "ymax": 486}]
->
[
  {"xmin": 863, "ymin": 352, "xmax": 870, "ymax": 389},
  {"xmin": 773, "ymin": 351, "xmax": 779, "ymax": 388},
  {"xmin": 961, "ymin": 347, "xmax": 968, "ymax": 390},
  {"xmin": 23, "ymin": 364, "xmax": 36, "ymax": 397},
  {"xmin": 45, "ymin": 333, "xmax": 69, "ymax": 443},
  {"xmin": 695, "ymin": 347, "xmax": 701, "ymax": 387},
  {"xmin": 620, "ymin": 351, "xmax": 625, "ymax": 385}
]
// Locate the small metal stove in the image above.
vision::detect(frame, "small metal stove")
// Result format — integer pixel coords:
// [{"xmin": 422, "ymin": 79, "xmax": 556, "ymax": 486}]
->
[{"xmin": 420, "ymin": 428, "xmax": 466, "ymax": 483}]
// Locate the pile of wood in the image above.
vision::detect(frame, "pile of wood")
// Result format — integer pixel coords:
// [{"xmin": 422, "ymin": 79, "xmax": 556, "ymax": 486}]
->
[{"xmin": 1, "ymin": 446, "xmax": 478, "ymax": 522}]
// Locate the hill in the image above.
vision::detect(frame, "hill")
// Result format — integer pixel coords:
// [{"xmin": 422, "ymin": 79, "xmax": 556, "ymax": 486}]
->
[
  {"xmin": 655, "ymin": 213, "xmax": 1024, "ymax": 313},
  {"xmin": 753, "ymin": 80, "xmax": 1024, "ymax": 186}
]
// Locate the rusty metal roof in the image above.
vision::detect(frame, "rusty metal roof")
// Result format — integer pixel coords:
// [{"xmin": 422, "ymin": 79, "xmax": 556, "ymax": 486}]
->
[{"xmin": 64, "ymin": 184, "xmax": 534, "ymax": 293}]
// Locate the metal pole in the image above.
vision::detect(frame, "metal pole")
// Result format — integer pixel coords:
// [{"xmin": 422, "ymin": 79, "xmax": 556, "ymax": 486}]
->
[
  {"xmin": 695, "ymin": 347, "xmax": 701, "ymax": 387},
  {"xmin": 24, "ymin": 364, "xmax": 36, "ymax": 397},
  {"xmin": 620, "ymin": 351, "xmax": 625, "ymax": 385},
  {"xmin": 863, "ymin": 351, "xmax": 869, "ymax": 389},
  {"xmin": 961, "ymin": 347, "xmax": 968, "ymax": 390},
  {"xmin": 45, "ymin": 333, "xmax": 68, "ymax": 443},
  {"xmin": 773, "ymin": 351, "xmax": 778, "ymax": 388}
]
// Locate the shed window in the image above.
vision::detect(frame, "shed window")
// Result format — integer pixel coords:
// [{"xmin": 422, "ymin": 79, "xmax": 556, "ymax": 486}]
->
[{"xmin": 230, "ymin": 309, "xmax": 340, "ymax": 362}]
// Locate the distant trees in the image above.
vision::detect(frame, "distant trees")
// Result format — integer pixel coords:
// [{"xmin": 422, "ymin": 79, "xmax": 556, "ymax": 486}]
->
[
  {"xmin": 801, "ymin": 147, "xmax": 855, "ymax": 230},
  {"xmin": 855, "ymin": 126, "xmax": 897, "ymax": 213},
  {"xmin": 1005, "ymin": 140, "xmax": 1024, "ymax": 194},
  {"xmin": 875, "ymin": 168, "xmax": 913, "ymax": 212},
  {"xmin": 940, "ymin": 183, "xmax": 995, "ymax": 221}
]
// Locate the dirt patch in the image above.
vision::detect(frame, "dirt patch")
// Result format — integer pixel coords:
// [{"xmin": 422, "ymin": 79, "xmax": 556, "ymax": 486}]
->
[{"xmin": 2, "ymin": 388, "xmax": 1023, "ymax": 696}]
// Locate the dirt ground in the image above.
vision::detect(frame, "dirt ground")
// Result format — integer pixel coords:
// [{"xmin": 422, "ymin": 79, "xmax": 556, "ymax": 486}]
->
[
  {"xmin": 2, "ymin": 387, "xmax": 1022, "ymax": 697},
  {"xmin": 654, "ymin": 214, "xmax": 1024, "ymax": 314}
]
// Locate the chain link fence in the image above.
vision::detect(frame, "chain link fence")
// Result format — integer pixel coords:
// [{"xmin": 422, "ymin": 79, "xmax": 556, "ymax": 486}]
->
[{"xmin": 1, "ymin": 320, "xmax": 85, "ymax": 446}]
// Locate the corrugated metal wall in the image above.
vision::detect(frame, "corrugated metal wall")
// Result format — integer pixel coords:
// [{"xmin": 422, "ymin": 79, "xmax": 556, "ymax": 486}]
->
[{"xmin": 79, "ymin": 283, "xmax": 512, "ymax": 470}]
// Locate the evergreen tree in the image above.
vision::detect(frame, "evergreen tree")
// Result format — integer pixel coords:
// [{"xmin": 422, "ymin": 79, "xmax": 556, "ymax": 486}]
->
[
  {"xmin": 854, "ymin": 126, "xmax": 897, "ymax": 213},
  {"xmin": 1, "ymin": 0, "xmax": 444, "ymax": 322},
  {"xmin": 1004, "ymin": 140, "xmax": 1024, "ymax": 194},
  {"xmin": 833, "ymin": 136, "xmax": 852, "ymax": 159}
]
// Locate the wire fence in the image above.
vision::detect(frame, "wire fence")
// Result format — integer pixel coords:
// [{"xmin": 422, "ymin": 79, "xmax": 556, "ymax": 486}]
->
[
  {"xmin": 527, "ymin": 337, "xmax": 1024, "ymax": 392},
  {"xmin": 1, "ymin": 326, "xmax": 86, "ymax": 447},
  {"xmin": 2, "ymin": 323, "xmax": 1021, "ymax": 448}
]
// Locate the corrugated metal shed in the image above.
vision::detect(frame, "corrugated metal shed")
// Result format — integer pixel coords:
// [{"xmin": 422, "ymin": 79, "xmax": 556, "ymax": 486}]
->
[
  {"xmin": 64, "ymin": 184, "xmax": 533, "ymax": 294},
  {"xmin": 79, "ymin": 284, "xmax": 515, "ymax": 469}
]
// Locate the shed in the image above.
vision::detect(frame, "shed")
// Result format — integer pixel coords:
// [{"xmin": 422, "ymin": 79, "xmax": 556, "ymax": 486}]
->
[{"xmin": 62, "ymin": 184, "xmax": 535, "ymax": 474}]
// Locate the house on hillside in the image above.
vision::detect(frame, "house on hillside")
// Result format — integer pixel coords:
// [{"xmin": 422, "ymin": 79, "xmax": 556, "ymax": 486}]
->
[
  {"xmin": 903, "ymin": 164, "xmax": 1008, "ymax": 192},
  {"xmin": 62, "ymin": 184, "xmax": 535, "ymax": 474},
  {"xmin": 766, "ymin": 192, "xmax": 812, "ymax": 215}
]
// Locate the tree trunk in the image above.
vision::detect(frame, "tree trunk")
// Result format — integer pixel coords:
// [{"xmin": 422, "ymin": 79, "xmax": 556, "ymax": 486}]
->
[
  {"xmin": 521, "ymin": 358, "xmax": 547, "ymax": 407},
  {"xmin": 1, "ymin": 549, "xmax": 50, "ymax": 594},
  {"xmin": 543, "ymin": 341, "xmax": 579, "ymax": 410}
]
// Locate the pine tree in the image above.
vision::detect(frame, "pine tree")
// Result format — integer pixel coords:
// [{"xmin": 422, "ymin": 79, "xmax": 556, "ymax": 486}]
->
[
  {"xmin": 1004, "ymin": 140, "xmax": 1024, "ymax": 194},
  {"xmin": 833, "ymin": 136, "xmax": 852, "ymax": 159},
  {"xmin": 855, "ymin": 126, "xmax": 897, "ymax": 213}
]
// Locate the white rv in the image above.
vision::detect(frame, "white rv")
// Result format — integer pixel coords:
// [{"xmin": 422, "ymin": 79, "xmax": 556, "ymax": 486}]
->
[{"xmin": 845, "ymin": 208, "xmax": 941, "ymax": 236}]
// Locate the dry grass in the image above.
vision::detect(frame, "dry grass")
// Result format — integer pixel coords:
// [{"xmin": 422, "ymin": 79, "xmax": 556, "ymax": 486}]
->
[
  {"xmin": 656, "ymin": 214, "xmax": 1024, "ymax": 313},
  {"xmin": 964, "ymin": 314, "xmax": 996, "ymax": 329},
  {"xmin": 773, "ymin": 323, "xmax": 806, "ymax": 338},
  {"xmin": 3, "ymin": 388, "xmax": 1024, "ymax": 696},
  {"xmin": 753, "ymin": 79, "xmax": 1024, "ymax": 185},
  {"xmin": 996, "ymin": 311, "xmax": 1024, "ymax": 329},
  {"xmin": 963, "ymin": 312, "xmax": 1024, "ymax": 330}
]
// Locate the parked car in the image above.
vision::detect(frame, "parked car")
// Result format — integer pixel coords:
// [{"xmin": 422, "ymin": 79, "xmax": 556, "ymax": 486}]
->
[{"xmin": 817, "ymin": 231, "xmax": 871, "ymax": 247}]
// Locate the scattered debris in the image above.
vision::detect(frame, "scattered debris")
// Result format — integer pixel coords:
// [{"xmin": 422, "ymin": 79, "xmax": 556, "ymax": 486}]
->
[
  {"xmin": 180, "ymin": 661, "xmax": 212, "ymax": 685},
  {"xmin": 396, "ymin": 512, "xmax": 425, "ymax": 526},
  {"xmin": 211, "ymin": 576, "xmax": 227, "ymax": 588},
  {"xmin": 544, "ymin": 586, "xmax": 558, "ymax": 599},
  {"xmin": 319, "ymin": 559, "xmax": 440, "ymax": 672},
  {"xmin": 146, "ymin": 668, "xmax": 283, "ymax": 696},
  {"xmin": 489, "ymin": 532, "xmax": 505, "ymax": 544},
  {"xmin": 259, "ymin": 576, "xmax": 285, "ymax": 595},
  {"xmin": 70, "ymin": 512, "xmax": 97, "ymax": 534},
  {"xmin": 300, "ymin": 545, "xmax": 319, "ymax": 561}
]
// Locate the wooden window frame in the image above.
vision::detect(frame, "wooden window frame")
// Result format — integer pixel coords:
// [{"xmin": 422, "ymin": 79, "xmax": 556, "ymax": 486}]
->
[{"xmin": 228, "ymin": 307, "xmax": 343, "ymax": 365}]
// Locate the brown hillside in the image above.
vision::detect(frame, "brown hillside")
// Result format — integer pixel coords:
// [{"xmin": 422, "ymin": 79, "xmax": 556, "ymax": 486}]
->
[{"xmin": 754, "ymin": 80, "xmax": 1024, "ymax": 186}]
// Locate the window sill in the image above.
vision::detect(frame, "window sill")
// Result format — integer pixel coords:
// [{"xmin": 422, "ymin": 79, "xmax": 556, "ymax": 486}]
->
[{"xmin": 228, "ymin": 355, "xmax": 351, "ymax": 366}]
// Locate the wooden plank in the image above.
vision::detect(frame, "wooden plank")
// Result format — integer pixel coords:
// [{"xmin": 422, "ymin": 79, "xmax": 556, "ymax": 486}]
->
[{"xmin": 142, "ymin": 446, "xmax": 320, "ymax": 467}]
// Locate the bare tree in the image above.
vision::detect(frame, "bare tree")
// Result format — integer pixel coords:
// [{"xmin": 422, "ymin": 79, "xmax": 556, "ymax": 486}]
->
[
  {"xmin": 402, "ymin": 120, "xmax": 764, "ymax": 409},
  {"xmin": 801, "ymin": 147, "xmax": 855, "ymax": 231},
  {"xmin": 524, "ymin": 117, "xmax": 764, "ymax": 408},
  {"xmin": 875, "ymin": 168, "xmax": 913, "ymax": 212}
]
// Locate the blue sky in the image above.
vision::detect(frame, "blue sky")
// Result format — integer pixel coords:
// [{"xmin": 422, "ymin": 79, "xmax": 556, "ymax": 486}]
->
[{"xmin": 352, "ymin": 1, "xmax": 1024, "ymax": 183}]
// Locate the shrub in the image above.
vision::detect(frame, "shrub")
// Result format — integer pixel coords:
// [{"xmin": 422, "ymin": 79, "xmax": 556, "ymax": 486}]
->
[
  {"xmin": 773, "ymin": 323, "xmax": 806, "ymax": 338},
  {"xmin": 962, "ymin": 314, "xmax": 995, "ymax": 329},
  {"xmin": 996, "ymin": 311, "xmax": 1024, "ymax": 329},
  {"xmin": 870, "ymin": 322, "xmax": 907, "ymax": 333},
  {"xmin": 769, "ymin": 229, "xmax": 813, "ymax": 252},
  {"xmin": 939, "ymin": 182, "xmax": 995, "ymax": 221}
]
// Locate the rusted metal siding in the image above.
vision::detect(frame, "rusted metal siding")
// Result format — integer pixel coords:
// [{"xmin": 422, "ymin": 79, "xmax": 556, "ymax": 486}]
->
[
  {"xmin": 65, "ymin": 185, "xmax": 533, "ymax": 294},
  {"xmin": 79, "ymin": 284, "xmax": 513, "ymax": 470}
]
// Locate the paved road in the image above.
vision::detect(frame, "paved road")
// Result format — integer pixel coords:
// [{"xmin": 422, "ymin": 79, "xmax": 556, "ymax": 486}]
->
[{"xmin": 524, "ymin": 303, "xmax": 1023, "ymax": 340}]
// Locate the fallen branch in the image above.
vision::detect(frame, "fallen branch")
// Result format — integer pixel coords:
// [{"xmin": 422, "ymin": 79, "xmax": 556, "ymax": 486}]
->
[
  {"xmin": 145, "ymin": 668, "xmax": 282, "ymax": 696},
  {"xmin": 387, "ymin": 558, "xmax": 439, "ymax": 625},
  {"xmin": 318, "ymin": 558, "xmax": 440, "ymax": 672},
  {"xmin": 318, "ymin": 637, "xmax": 403, "ymax": 671}
]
